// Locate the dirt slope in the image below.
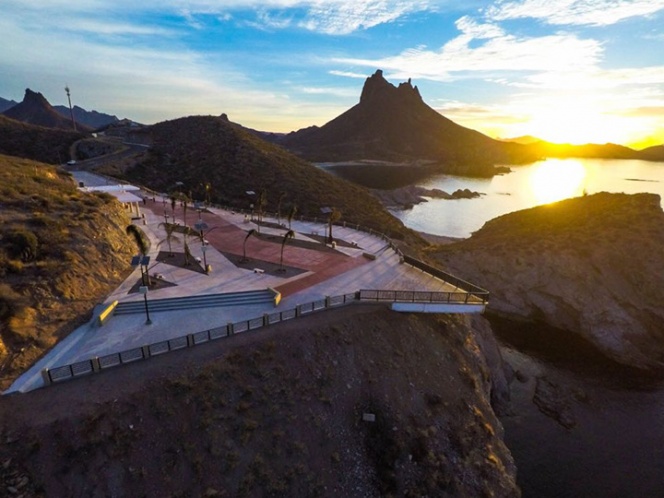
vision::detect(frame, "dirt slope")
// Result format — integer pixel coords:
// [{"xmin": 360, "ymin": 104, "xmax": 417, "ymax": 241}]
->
[{"xmin": 0, "ymin": 306, "xmax": 518, "ymax": 497}]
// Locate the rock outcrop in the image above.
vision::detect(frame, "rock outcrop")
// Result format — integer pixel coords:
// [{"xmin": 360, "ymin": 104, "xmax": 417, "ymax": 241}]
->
[
  {"xmin": 372, "ymin": 185, "xmax": 482, "ymax": 208},
  {"xmin": 431, "ymin": 192, "xmax": 664, "ymax": 370}
]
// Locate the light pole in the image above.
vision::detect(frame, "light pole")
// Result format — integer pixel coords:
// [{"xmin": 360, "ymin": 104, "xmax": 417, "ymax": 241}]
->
[{"xmin": 139, "ymin": 286, "xmax": 152, "ymax": 325}]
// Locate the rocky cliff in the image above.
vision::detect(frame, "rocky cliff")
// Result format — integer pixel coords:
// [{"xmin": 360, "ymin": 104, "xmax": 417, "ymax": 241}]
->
[{"xmin": 430, "ymin": 192, "xmax": 664, "ymax": 370}]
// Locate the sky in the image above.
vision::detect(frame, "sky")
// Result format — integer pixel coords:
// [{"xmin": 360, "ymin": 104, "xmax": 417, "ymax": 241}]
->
[{"xmin": 2, "ymin": 0, "xmax": 664, "ymax": 148}]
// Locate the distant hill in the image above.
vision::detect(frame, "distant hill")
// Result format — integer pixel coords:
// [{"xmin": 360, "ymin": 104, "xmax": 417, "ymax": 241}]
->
[
  {"xmin": 54, "ymin": 104, "xmax": 118, "ymax": 129},
  {"xmin": 278, "ymin": 70, "xmax": 539, "ymax": 176},
  {"xmin": 498, "ymin": 135, "xmax": 543, "ymax": 145},
  {"xmin": 638, "ymin": 144, "xmax": 664, "ymax": 161},
  {"xmin": 0, "ymin": 96, "xmax": 18, "ymax": 113},
  {"xmin": 2, "ymin": 89, "xmax": 91, "ymax": 132},
  {"xmin": 0, "ymin": 115, "xmax": 83, "ymax": 164},
  {"xmin": 117, "ymin": 115, "xmax": 418, "ymax": 243}
]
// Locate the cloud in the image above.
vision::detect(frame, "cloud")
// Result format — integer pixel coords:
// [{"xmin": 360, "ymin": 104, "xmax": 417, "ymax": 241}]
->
[
  {"xmin": 329, "ymin": 70, "xmax": 370, "ymax": 79},
  {"xmin": 334, "ymin": 16, "xmax": 603, "ymax": 80},
  {"xmin": 485, "ymin": 0, "xmax": 664, "ymax": 26},
  {"xmin": 297, "ymin": 1, "xmax": 432, "ymax": 35}
]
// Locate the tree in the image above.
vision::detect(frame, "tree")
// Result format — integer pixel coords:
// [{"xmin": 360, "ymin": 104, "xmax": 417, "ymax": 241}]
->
[
  {"xmin": 241, "ymin": 229, "xmax": 256, "ymax": 263},
  {"xmin": 255, "ymin": 189, "xmax": 267, "ymax": 233},
  {"xmin": 126, "ymin": 224, "xmax": 151, "ymax": 285},
  {"xmin": 327, "ymin": 208, "xmax": 341, "ymax": 244},
  {"xmin": 183, "ymin": 227, "xmax": 193, "ymax": 266},
  {"xmin": 158, "ymin": 222, "xmax": 180, "ymax": 257},
  {"xmin": 276, "ymin": 191, "xmax": 287, "ymax": 227},
  {"xmin": 279, "ymin": 229, "xmax": 295, "ymax": 272},
  {"xmin": 287, "ymin": 204, "xmax": 298, "ymax": 230}
]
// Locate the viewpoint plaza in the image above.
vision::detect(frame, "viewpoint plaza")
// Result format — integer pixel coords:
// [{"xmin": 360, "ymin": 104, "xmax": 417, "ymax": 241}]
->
[{"xmin": 7, "ymin": 171, "xmax": 487, "ymax": 393}]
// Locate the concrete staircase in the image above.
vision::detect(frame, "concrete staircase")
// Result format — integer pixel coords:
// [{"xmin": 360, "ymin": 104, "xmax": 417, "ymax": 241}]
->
[{"xmin": 113, "ymin": 289, "xmax": 276, "ymax": 315}]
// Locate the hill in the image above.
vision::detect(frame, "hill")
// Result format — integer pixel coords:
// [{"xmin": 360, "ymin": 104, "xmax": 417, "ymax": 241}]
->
[
  {"xmin": 107, "ymin": 115, "xmax": 420, "ymax": 244},
  {"xmin": 0, "ymin": 154, "xmax": 135, "ymax": 389},
  {"xmin": 0, "ymin": 306, "xmax": 518, "ymax": 496},
  {"xmin": 2, "ymin": 89, "xmax": 91, "ymax": 132},
  {"xmin": 54, "ymin": 104, "xmax": 119, "ymax": 130},
  {"xmin": 279, "ymin": 70, "xmax": 539, "ymax": 176},
  {"xmin": 429, "ymin": 192, "xmax": 664, "ymax": 370},
  {"xmin": 639, "ymin": 144, "xmax": 664, "ymax": 161},
  {"xmin": 0, "ymin": 115, "xmax": 83, "ymax": 164},
  {"xmin": 0, "ymin": 96, "xmax": 18, "ymax": 113}
]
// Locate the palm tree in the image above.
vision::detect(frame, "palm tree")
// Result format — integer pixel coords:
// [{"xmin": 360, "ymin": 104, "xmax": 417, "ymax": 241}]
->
[
  {"xmin": 126, "ymin": 224, "xmax": 151, "ymax": 285},
  {"xmin": 255, "ymin": 189, "xmax": 267, "ymax": 233},
  {"xmin": 241, "ymin": 229, "xmax": 256, "ymax": 262},
  {"xmin": 276, "ymin": 191, "xmax": 287, "ymax": 227},
  {"xmin": 327, "ymin": 208, "xmax": 341, "ymax": 244},
  {"xmin": 287, "ymin": 204, "xmax": 298, "ymax": 230},
  {"xmin": 183, "ymin": 227, "xmax": 193, "ymax": 266},
  {"xmin": 158, "ymin": 222, "xmax": 180, "ymax": 257},
  {"xmin": 279, "ymin": 229, "xmax": 295, "ymax": 272}
]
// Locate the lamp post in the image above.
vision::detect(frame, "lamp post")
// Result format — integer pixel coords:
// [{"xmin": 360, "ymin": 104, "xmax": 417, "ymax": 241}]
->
[{"xmin": 139, "ymin": 285, "xmax": 152, "ymax": 325}]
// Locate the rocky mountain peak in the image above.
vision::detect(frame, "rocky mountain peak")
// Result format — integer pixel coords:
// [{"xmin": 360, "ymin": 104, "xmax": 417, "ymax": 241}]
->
[
  {"xmin": 22, "ymin": 88, "xmax": 50, "ymax": 107},
  {"xmin": 359, "ymin": 69, "xmax": 422, "ymax": 104}
]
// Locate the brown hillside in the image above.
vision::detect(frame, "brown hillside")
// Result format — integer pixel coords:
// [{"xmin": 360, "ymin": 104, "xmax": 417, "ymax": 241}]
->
[
  {"xmin": 0, "ymin": 115, "xmax": 83, "ymax": 164},
  {"xmin": 113, "ymin": 115, "xmax": 421, "ymax": 244},
  {"xmin": 0, "ymin": 306, "xmax": 518, "ymax": 497},
  {"xmin": 430, "ymin": 192, "xmax": 664, "ymax": 370},
  {"xmin": 0, "ymin": 155, "xmax": 135, "ymax": 389}
]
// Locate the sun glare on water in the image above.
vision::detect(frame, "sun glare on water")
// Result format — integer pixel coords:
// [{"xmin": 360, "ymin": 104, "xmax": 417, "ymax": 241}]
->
[{"xmin": 530, "ymin": 160, "xmax": 586, "ymax": 204}]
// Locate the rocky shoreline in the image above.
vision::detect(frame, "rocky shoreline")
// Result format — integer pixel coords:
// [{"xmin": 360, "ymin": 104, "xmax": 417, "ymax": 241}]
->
[{"xmin": 372, "ymin": 185, "xmax": 482, "ymax": 209}]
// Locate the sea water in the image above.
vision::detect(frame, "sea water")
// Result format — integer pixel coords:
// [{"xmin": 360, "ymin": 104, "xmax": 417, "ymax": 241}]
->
[{"xmin": 326, "ymin": 158, "xmax": 664, "ymax": 238}]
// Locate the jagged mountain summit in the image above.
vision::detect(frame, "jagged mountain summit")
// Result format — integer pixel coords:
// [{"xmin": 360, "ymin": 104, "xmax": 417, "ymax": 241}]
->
[
  {"xmin": 279, "ymin": 70, "xmax": 538, "ymax": 175},
  {"xmin": 1, "ymin": 89, "xmax": 91, "ymax": 132}
]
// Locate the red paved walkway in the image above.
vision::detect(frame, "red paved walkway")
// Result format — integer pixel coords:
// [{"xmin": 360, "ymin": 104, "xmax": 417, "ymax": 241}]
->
[{"xmin": 145, "ymin": 202, "xmax": 370, "ymax": 298}]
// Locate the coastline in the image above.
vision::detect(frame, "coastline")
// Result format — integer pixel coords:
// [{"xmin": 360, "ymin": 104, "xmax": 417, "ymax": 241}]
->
[{"xmin": 417, "ymin": 230, "xmax": 465, "ymax": 245}]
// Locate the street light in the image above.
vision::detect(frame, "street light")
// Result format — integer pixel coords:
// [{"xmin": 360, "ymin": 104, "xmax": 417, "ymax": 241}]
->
[{"xmin": 138, "ymin": 285, "xmax": 152, "ymax": 325}]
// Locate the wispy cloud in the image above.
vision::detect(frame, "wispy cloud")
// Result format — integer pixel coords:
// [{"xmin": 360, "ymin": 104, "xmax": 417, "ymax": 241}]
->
[
  {"xmin": 485, "ymin": 0, "xmax": 664, "ymax": 26},
  {"xmin": 334, "ymin": 16, "xmax": 603, "ymax": 80}
]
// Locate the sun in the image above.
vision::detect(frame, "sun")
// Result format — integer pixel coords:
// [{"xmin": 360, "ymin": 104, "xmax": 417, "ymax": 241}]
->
[
  {"xmin": 530, "ymin": 160, "xmax": 586, "ymax": 204},
  {"xmin": 527, "ymin": 107, "xmax": 628, "ymax": 145}
]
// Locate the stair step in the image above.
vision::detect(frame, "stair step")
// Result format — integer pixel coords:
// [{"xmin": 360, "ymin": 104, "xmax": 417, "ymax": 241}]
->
[{"xmin": 113, "ymin": 290, "xmax": 275, "ymax": 315}]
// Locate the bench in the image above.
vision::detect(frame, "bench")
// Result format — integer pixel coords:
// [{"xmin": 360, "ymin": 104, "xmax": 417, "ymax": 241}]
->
[
  {"xmin": 253, "ymin": 268, "xmax": 265, "ymax": 274},
  {"xmin": 98, "ymin": 300, "xmax": 119, "ymax": 327},
  {"xmin": 362, "ymin": 252, "xmax": 377, "ymax": 261}
]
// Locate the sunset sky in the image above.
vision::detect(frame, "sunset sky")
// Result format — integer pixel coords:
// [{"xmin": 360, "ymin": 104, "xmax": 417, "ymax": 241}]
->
[{"xmin": 3, "ymin": 0, "xmax": 664, "ymax": 148}]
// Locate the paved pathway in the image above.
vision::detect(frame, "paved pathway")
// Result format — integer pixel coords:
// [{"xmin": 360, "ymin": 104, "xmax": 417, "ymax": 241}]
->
[{"xmin": 6, "ymin": 174, "xmax": 466, "ymax": 393}]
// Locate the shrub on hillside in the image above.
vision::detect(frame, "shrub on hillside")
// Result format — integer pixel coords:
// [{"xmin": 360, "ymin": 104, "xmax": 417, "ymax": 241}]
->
[{"xmin": 4, "ymin": 228, "xmax": 38, "ymax": 262}]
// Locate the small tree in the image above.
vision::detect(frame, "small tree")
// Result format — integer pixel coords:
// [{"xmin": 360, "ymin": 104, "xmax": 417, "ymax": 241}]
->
[
  {"xmin": 279, "ymin": 229, "xmax": 295, "ymax": 272},
  {"xmin": 327, "ymin": 208, "xmax": 341, "ymax": 244},
  {"xmin": 276, "ymin": 191, "xmax": 287, "ymax": 227},
  {"xmin": 255, "ymin": 190, "xmax": 267, "ymax": 233},
  {"xmin": 158, "ymin": 222, "xmax": 180, "ymax": 257},
  {"xmin": 287, "ymin": 204, "xmax": 298, "ymax": 230},
  {"xmin": 241, "ymin": 229, "xmax": 256, "ymax": 262},
  {"xmin": 126, "ymin": 224, "xmax": 151, "ymax": 285}
]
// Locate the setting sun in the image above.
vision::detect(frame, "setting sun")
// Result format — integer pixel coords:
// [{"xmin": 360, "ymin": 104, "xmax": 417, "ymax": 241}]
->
[{"xmin": 530, "ymin": 159, "xmax": 587, "ymax": 204}]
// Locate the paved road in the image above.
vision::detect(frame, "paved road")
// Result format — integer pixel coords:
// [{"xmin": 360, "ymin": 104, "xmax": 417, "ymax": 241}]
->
[{"xmin": 6, "ymin": 174, "xmax": 466, "ymax": 393}]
